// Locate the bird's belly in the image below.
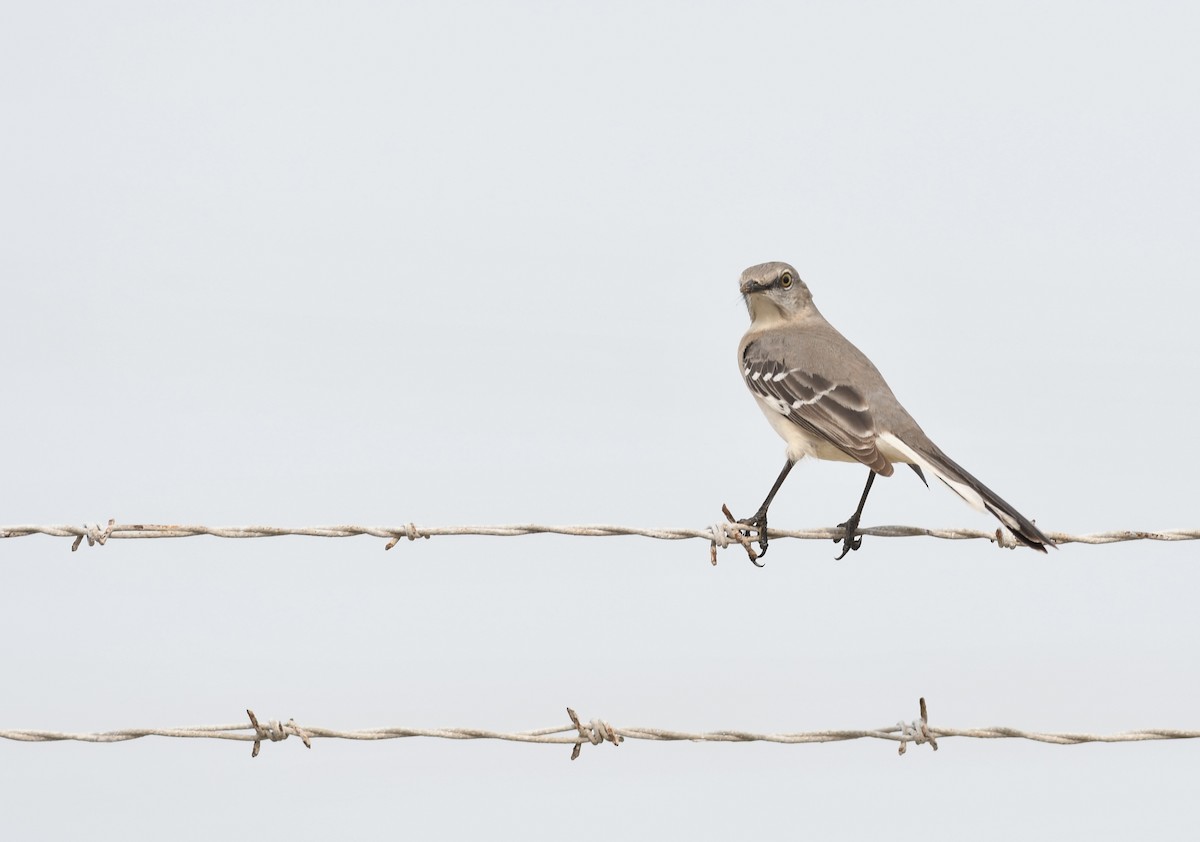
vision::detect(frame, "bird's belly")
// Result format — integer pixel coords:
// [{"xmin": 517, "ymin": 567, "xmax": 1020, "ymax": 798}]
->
[{"xmin": 754, "ymin": 397, "xmax": 859, "ymax": 464}]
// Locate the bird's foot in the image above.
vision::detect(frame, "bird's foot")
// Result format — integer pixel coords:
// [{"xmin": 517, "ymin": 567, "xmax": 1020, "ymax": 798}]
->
[
  {"xmin": 833, "ymin": 512, "xmax": 864, "ymax": 560},
  {"xmin": 736, "ymin": 508, "xmax": 769, "ymax": 566}
]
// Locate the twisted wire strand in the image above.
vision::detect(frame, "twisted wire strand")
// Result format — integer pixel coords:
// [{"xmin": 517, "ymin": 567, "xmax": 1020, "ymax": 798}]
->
[
  {"xmin": 3, "ymin": 716, "xmax": 1197, "ymax": 754},
  {"xmin": 2, "ymin": 520, "xmax": 1197, "ymax": 552}
]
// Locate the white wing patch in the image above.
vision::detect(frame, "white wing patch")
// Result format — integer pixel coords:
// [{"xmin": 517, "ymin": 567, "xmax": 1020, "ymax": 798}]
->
[
  {"xmin": 764, "ymin": 395, "xmax": 791, "ymax": 415},
  {"xmin": 788, "ymin": 378, "xmax": 837, "ymax": 407},
  {"xmin": 746, "ymin": 364, "xmax": 839, "ymax": 406}
]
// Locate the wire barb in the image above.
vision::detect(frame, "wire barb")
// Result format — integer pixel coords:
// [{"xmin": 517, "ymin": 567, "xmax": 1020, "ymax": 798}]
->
[
  {"xmin": 71, "ymin": 519, "xmax": 115, "ymax": 552},
  {"xmin": 567, "ymin": 707, "xmax": 623, "ymax": 760},
  {"xmin": 384, "ymin": 523, "xmax": 428, "ymax": 551},
  {"xmin": 246, "ymin": 709, "xmax": 311, "ymax": 758},
  {"xmin": 898, "ymin": 697, "xmax": 938, "ymax": 756},
  {"xmin": 718, "ymin": 504, "xmax": 760, "ymax": 565}
]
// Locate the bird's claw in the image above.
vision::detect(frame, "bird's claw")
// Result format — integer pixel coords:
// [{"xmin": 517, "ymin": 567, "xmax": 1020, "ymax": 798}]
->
[{"xmin": 833, "ymin": 515, "xmax": 864, "ymax": 560}]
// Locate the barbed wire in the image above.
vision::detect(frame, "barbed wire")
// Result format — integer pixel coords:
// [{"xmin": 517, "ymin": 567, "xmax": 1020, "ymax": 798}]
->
[
  {"xmin": 2, "ymin": 519, "xmax": 1197, "ymax": 564},
  {"xmin": 4, "ymin": 700, "xmax": 1197, "ymax": 760}
]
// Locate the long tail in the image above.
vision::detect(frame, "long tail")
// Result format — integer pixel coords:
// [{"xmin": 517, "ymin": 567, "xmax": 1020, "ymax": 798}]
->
[{"xmin": 879, "ymin": 433, "xmax": 1053, "ymax": 552}]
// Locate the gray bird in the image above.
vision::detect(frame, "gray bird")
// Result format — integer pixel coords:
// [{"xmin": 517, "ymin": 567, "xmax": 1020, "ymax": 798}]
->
[{"xmin": 736, "ymin": 261, "xmax": 1052, "ymax": 562}]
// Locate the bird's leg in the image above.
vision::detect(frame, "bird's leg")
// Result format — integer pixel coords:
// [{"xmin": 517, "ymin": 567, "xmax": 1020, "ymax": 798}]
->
[
  {"xmin": 738, "ymin": 459, "xmax": 795, "ymax": 563},
  {"xmin": 835, "ymin": 470, "xmax": 876, "ymax": 560}
]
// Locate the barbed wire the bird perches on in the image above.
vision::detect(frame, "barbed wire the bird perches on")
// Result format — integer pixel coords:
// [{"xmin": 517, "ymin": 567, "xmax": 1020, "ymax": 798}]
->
[
  {"xmin": 4, "ymin": 699, "xmax": 1199, "ymax": 760},
  {"xmin": 1, "ymin": 519, "xmax": 1198, "ymax": 565}
]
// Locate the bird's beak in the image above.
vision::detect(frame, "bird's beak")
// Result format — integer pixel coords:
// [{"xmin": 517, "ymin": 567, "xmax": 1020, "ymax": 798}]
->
[{"xmin": 739, "ymin": 278, "xmax": 765, "ymax": 295}]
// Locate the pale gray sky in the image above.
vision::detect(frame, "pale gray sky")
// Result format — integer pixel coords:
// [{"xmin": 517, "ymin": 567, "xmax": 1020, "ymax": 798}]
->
[{"xmin": 2, "ymin": 2, "xmax": 1199, "ymax": 839}]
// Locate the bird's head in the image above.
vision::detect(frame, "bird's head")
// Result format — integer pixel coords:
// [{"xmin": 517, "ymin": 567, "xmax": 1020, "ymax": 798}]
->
[{"xmin": 739, "ymin": 261, "xmax": 813, "ymax": 322}]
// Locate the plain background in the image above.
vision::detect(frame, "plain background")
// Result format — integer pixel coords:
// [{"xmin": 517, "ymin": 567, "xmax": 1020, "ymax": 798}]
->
[{"xmin": 2, "ymin": 1, "xmax": 1198, "ymax": 838}]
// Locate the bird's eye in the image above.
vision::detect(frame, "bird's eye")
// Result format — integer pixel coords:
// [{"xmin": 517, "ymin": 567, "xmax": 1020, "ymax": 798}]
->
[{"xmin": 779, "ymin": 273, "xmax": 793, "ymax": 289}]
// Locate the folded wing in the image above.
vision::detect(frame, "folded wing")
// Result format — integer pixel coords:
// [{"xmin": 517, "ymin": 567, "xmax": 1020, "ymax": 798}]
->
[{"xmin": 742, "ymin": 340, "xmax": 893, "ymax": 475}]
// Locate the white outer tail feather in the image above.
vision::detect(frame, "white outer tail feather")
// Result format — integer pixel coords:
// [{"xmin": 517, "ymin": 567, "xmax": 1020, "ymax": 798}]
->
[{"xmin": 877, "ymin": 432, "xmax": 1025, "ymax": 534}]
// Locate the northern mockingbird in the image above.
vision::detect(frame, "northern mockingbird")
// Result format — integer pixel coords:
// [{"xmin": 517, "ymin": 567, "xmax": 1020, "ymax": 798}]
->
[{"xmin": 736, "ymin": 261, "xmax": 1052, "ymax": 561}]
